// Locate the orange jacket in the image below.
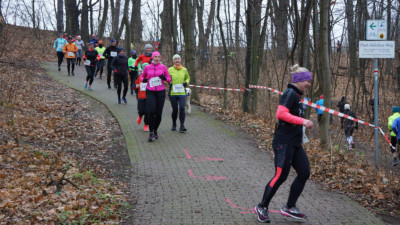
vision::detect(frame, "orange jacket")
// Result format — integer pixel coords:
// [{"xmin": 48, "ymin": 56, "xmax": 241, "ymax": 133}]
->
[
  {"xmin": 135, "ymin": 74, "xmax": 146, "ymax": 99},
  {"xmin": 63, "ymin": 43, "xmax": 78, "ymax": 58}
]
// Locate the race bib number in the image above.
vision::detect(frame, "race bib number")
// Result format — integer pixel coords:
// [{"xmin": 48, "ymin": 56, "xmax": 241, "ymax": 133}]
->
[
  {"xmin": 84, "ymin": 60, "xmax": 91, "ymax": 66},
  {"xmin": 110, "ymin": 51, "xmax": 117, "ymax": 57},
  {"xmin": 140, "ymin": 83, "xmax": 147, "ymax": 91},
  {"xmin": 99, "ymin": 53, "xmax": 103, "ymax": 58},
  {"xmin": 173, "ymin": 84, "xmax": 184, "ymax": 93},
  {"xmin": 149, "ymin": 77, "xmax": 162, "ymax": 88},
  {"xmin": 68, "ymin": 52, "xmax": 74, "ymax": 57}
]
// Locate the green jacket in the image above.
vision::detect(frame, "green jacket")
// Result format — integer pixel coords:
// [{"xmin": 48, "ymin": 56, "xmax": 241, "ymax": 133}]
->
[
  {"xmin": 128, "ymin": 57, "xmax": 138, "ymax": 71},
  {"xmin": 388, "ymin": 112, "xmax": 400, "ymax": 136},
  {"xmin": 168, "ymin": 66, "xmax": 190, "ymax": 96}
]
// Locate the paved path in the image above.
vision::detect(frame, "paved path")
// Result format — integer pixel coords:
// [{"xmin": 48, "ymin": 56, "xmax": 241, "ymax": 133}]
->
[{"xmin": 42, "ymin": 62, "xmax": 384, "ymax": 225}]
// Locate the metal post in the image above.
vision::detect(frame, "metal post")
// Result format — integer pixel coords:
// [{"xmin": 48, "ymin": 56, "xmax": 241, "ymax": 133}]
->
[{"xmin": 374, "ymin": 59, "xmax": 379, "ymax": 169}]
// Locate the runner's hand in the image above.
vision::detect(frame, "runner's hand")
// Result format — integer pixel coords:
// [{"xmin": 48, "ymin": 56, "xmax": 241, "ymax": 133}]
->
[
  {"xmin": 159, "ymin": 74, "xmax": 166, "ymax": 81},
  {"xmin": 143, "ymin": 78, "xmax": 148, "ymax": 83},
  {"xmin": 183, "ymin": 82, "xmax": 187, "ymax": 87},
  {"xmin": 302, "ymin": 119, "xmax": 314, "ymax": 129}
]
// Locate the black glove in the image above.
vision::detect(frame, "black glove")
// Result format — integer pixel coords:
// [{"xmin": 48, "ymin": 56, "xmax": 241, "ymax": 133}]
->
[
  {"xmin": 159, "ymin": 74, "xmax": 166, "ymax": 81},
  {"xmin": 143, "ymin": 78, "xmax": 148, "ymax": 83},
  {"xmin": 133, "ymin": 66, "xmax": 138, "ymax": 70},
  {"xmin": 183, "ymin": 82, "xmax": 187, "ymax": 87}
]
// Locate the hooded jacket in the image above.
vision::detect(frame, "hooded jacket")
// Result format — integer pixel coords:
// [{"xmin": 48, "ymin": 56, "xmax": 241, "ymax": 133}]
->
[
  {"xmin": 388, "ymin": 112, "xmax": 400, "ymax": 137},
  {"xmin": 111, "ymin": 54, "xmax": 129, "ymax": 76},
  {"xmin": 141, "ymin": 62, "xmax": 171, "ymax": 91}
]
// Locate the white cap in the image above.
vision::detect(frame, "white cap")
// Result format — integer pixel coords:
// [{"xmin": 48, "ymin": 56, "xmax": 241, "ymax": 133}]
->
[{"xmin": 344, "ymin": 104, "xmax": 350, "ymax": 110}]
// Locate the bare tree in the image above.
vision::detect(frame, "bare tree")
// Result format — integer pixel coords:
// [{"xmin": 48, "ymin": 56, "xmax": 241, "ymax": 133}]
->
[
  {"xmin": 65, "ymin": 0, "xmax": 80, "ymax": 35},
  {"xmin": 234, "ymin": 0, "xmax": 240, "ymax": 48},
  {"xmin": 57, "ymin": 0, "xmax": 64, "ymax": 33},
  {"xmin": 131, "ymin": 0, "xmax": 142, "ymax": 43},
  {"xmin": 319, "ymin": 0, "xmax": 332, "ymax": 148},
  {"xmin": 81, "ymin": 0, "xmax": 89, "ymax": 42},
  {"xmin": 180, "ymin": 0, "xmax": 198, "ymax": 101},
  {"xmin": 111, "ymin": 0, "xmax": 121, "ymax": 39},
  {"xmin": 98, "ymin": 0, "xmax": 108, "ymax": 40},
  {"xmin": 272, "ymin": 0, "xmax": 289, "ymax": 59},
  {"xmin": 197, "ymin": 0, "xmax": 215, "ymax": 69},
  {"xmin": 216, "ymin": 0, "xmax": 228, "ymax": 109}
]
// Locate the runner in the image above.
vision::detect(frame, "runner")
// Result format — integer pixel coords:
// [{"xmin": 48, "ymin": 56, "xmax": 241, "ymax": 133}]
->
[
  {"xmin": 388, "ymin": 106, "xmax": 400, "ymax": 166},
  {"xmin": 111, "ymin": 47, "xmax": 129, "ymax": 104},
  {"xmin": 104, "ymin": 39, "xmax": 119, "ymax": 89},
  {"xmin": 128, "ymin": 50, "xmax": 139, "ymax": 95},
  {"xmin": 62, "ymin": 37, "xmax": 78, "ymax": 76},
  {"xmin": 255, "ymin": 64, "xmax": 313, "ymax": 223},
  {"xmin": 89, "ymin": 34, "xmax": 98, "ymax": 46},
  {"xmin": 343, "ymin": 104, "xmax": 358, "ymax": 150},
  {"xmin": 53, "ymin": 33, "xmax": 68, "ymax": 71},
  {"xmin": 134, "ymin": 44, "xmax": 153, "ymax": 70},
  {"xmin": 168, "ymin": 54, "xmax": 190, "ymax": 132},
  {"xmin": 75, "ymin": 36, "xmax": 84, "ymax": 66},
  {"xmin": 94, "ymin": 40, "xmax": 106, "ymax": 79},
  {"xmin": 82, "ymin": 42, "xmax": 100, "ymax": 91},
  {"xmin": 135, "ymin": 63, "xmax": 150, "ymax": 131},
  {"xmin": 141, "ymin": 51, "xmax": 171, "ymax": 142}
]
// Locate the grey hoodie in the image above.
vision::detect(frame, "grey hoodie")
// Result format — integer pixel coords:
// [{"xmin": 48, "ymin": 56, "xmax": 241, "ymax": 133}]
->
[{"xmin": 75, "ymin": 40, "xmax": 84, "ymax": 50}]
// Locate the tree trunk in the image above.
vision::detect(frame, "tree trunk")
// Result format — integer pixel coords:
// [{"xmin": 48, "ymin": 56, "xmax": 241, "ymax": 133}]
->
[
  {"xmin": 235, "ymin": 0, "xmax": 240, "ymax": 48},
  {"xmin": 89, "ymin": 0, "xmax": 93, "ymax": 35},
  {"xmin": 98, "ymin": 0, "xmax": 108, "ymax": 40},
  {"xmin": 345, "ymin": 0, "xmax": 357, "ymax": 105},
  {"xmin": 298, "ymin": 0, "xmax": 312, "ymax": 68},
  {"xmin": 57, "ymin": 0, "xmax": 64, "ymax": 33},
  {"xmin": 180, "ymin": 0, "xmax": 197, "ymax": 101},
  {"xmin": 111, "ymin": 0, "xmax": 121, "ymax": 39},
  {"xmin": 217, "ymin": 0, "xmax": 229, "ymax": 109},
  {"xmin": 160, "ymin": 0, "xmax": 173, "ymax": 54},
  {"xmin": 131, "ymin": 0, "xmax": 142, "ymax": 42},
  {"xmin": 65, "ymin": 0, "xmax": 80, "ymax": 35},
  {"xmin": 81, "ymin": 0, "xmax": 89, "ymax": 45},
  {"xmin": 197, "ymin": 0, "xmax": 215, "ymax": 69},
  {"xmin": 319, "ymin": 0, "xmax": 331, "ymax": 149},
  {"xmin": 273, "ymin": 0, "xmax": 289, "ymax": 59}
]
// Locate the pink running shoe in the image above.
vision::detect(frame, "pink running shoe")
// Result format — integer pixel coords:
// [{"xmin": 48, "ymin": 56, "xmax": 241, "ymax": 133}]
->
[
  {"xmin": 144, "ymin": 125, "xmax": 149, "ymax": 132},
  {"xmin": 137, "ymin": 116, "xmax": 142, "ymax": 124}
]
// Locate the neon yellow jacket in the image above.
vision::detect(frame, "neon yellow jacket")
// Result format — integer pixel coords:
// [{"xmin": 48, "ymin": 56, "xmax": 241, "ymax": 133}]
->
[
  {"xmin": 388, "ymin": 112, "xmax": 400, "ymax": 136},
  {"xmin": 95, "ymin": 46, "xmax": 106, "ymax": 59},
  {"xmin": 168, "ymin": 66, "xmax": 190, "ymax": 96}
]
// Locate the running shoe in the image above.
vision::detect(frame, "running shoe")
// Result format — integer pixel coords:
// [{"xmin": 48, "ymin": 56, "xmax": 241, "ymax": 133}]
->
[
  {"xmin": 99, "ymin": 75, "xmax": 102, "ymax": 79},
  {"xmin": 171, "ymin": 125, "xmax": 177, "ymax": 131},
  {"xmin": 179, "ymin": 126, "xmax": 187, "ymax": 133},
  {"xmin": 137, "ymin": 116, "xmax": 142, "ymax": 124},
  {"xmin": 153, "ymin": 131, "xmax": 159, "ymax": 139},
  {"xmin": 143, "ymin": 125, "xmax": 149, "ymax": 132},
  {"xmin": 254, "ymin": 204, "xmax": 270, "ymax": 223},
  {"xmin": 72, "ymin": 72, "xmax": 75, "ymax": 76},
  {"xmin": 88, "ymin": 87, "xmax": 93, "ymax": 91},
  {"xmin": 148, "ymin": 132, "xmax": 154, "ymax": 142},
  {"xmin": 122, "ymin": 97, "xmax": 127, "ymax": 104},
  {"xmin": 84, "ymin": 83, "xmax": 87, "ymax": 89},
  {"xmin": 58, "ymin": 67, "xmax": 60, "ymax": 71},
  {"xmin": 68, "ymin": 72, "xmax": 70, "ymax": 76},
  {"xmin": 392, "ymin": 158, "xmax": 399, "ymax": 167},
  {"xmin": 118, "ymin": 99, "xmax": 121, "ymax": 104},
  {"xmin": 280, "ymin": 206, "xmax": 307, "ymax": 220}
]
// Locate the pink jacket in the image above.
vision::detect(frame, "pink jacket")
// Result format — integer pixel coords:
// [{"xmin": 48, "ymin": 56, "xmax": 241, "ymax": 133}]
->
[{"xmin": 141, "ymin": 62, "xmax": 171, "ymax": 91}]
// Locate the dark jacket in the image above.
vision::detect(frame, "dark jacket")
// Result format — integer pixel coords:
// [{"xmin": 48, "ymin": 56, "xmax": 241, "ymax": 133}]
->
[
  {"xmin": 337, "ymin": 97, "xmax": 345, "ymax": 112},
  {"xmin": 104, "ymin": 45, "xmax": 119, "ymax": 61},
  {"xmin": 344, "ymin": 109, "xmax": 358, "ymax": 128},
  {"xmin": 111, "ymin": 54, "xmax": 129, "ymax": 76}
]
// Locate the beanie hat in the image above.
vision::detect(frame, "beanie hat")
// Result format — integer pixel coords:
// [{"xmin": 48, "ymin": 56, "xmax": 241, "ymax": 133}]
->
[
  {"xmin": 111, "ymin": 39, "xmax": 116, "ymax": 43},
  {"xmin": 98, "ymin": 40, "xmax": 103, "ymax": 44},
  {"xmin": 344, "ymin": 104, "xmax": 350, "ymax": 110},
  {"xmin": 144, "ymin": 44, "xmax": 153, "ymax": 50},
  {"xmin": 142, "ymin": 63, "xmax": 149, "ymax": 69},
  {"xmin": 172, "ymin": 54, "xmax": 181, "ymax": 60},
  {"xmin": 131, "ymin": 50, "xmax": 136, "ymax": 55},
  {"xmin": 151, "ymin": 51, "xmax": 160, "ymax": 59},
  {"xmin": 117, "ymin": 47, "xmax": 125, "ymax": 53},
  {"xmin": 291, "ymin": 71, "xmax": 312, "ymax": 83},
  {"xmin": 393, "ymin": 106, "xmax": 399, "ymax": 113}
]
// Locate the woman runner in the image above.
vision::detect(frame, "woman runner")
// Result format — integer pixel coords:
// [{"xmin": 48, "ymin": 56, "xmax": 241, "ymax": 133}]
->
[
  {"xmin": 255, "ymin": 64, "xmax": 314, "ymax": 223},
  {"xmin": 83, "ymin": 43, "xmax": 100, "ymax": 91}
]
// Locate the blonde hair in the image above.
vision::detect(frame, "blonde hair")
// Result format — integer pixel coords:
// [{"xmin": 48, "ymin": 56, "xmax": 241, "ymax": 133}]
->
[{"xmin": 289, "ymin": 64, "xmax": 309, "ymax": 74}]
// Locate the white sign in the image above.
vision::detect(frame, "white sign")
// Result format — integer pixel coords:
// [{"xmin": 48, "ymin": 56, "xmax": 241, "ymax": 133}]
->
[
  {"xmin": 359, "ymin": 41, "xmax": 395, "ymax": 58},
  {"xmin": 366, "ymin": 20, "xmax": 387, "ymax": 40}
]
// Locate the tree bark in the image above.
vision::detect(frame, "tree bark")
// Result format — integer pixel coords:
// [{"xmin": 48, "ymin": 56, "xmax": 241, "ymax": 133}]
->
[
  {"xmin": 160, "ymin": 0, "xmax": 173, "ymax": 53},
  {"xmin": 180, "ymin": 0, "xmax": 198, "ymax": 101},
  {"xmin": 272, "ymin": 0, "xmax": 289, "ymax": 59},
  {"xmin": 235, "ymin": 0, "xmax": 240, "ymax": 48},
  {"xmin": 111, "ymin": 0, "xmax": 121, "ymax": 39},
  {"xmin": 57, "ymin": 0, "xmax": 64, "ymax": 33},
  {"xmin": 131, "ymin": 0, "xmax": 142, "ymax": 42},
  {"xmin": 197, "ymin": 0, "xmax": 216, "ymax": 69},
  {"xmin": 98, "ymin": 0, "xmax": 108, "ymax": 40},
  {"xmin": 81, "ymin": 0, "xmax": 89, "ymax": 45},
  {"xmin": 217, "ymin": 0, "xmax": 229, "ymax": 109},
  {"xmin": 319, "ymin": 0, "xmax": 332, "ymax": 148},
  {"xmin": 65, "ymin": 0, "xmax": 80, "ymax": 35}
]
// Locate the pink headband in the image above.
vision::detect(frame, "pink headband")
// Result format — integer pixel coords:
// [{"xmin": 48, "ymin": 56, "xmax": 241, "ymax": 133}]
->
[{"xmin": 151, "ymin": 51, "xmax": 161, "ymax": 59}]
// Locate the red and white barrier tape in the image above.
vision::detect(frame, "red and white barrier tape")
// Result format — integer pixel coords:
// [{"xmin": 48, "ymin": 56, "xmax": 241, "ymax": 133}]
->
[
  {"xmin": 249, "ymin": 85, "xmax": 395, "ymax": 150},
  {"xmin": 188, "ymin": 84, "xmax": 250, "ymax": 92}
]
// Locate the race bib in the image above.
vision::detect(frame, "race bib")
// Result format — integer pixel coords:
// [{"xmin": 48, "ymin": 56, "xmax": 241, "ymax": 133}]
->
[
  {"xmin": 149, "ymin": 77, "xmax": 162, "ymax": 88},
  {"xmin": 84, "ymin": 60, "xmax": 91, "ymax": 66},
  {"xmin": 99, "ymin": 53, "xmax": 103, "ymax": 58},
  {"xmin": 140, "ymin": 83, "xmax": 147, "ymax": 91},
  {"xmin": 68, "ymin": 52, "xmax": 74, "ymax": 57},
  {"xmin": 110, "ymin": 51, "xmax": 117, "ymax": 57},
  {"xmin": 173, "ymin": 84, "xmax": 184, "ymax": 93}
]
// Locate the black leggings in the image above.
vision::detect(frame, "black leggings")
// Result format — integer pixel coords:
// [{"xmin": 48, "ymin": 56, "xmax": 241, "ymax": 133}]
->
[
  {"xmin": 129, "ymin": 70, "xmax": 138, "ymax": 91},
  {"xmin": 107, "ymin": 60, "xmax": 116, "ymax": 87},
  {"xmin": 170, "ymin": 95, "xmax": 186, "ymax": 126},
  {"xmin": 85, "ymin": 65, "xmax": 95, "ymax": 85},
  {"xmin": 390, "ymin": 136, "xmax": 398, "ymax": 154},
  {"xmin": 67, "ymin": 58, "xmax": 75, "ymax": 73},
  {"xmin": 115, "ymin": 74, "xmax": 128, "ymax": 99},
  {"xmin": 260, "ymin": 144, "xmax": 310, "ymax": 209},
  {"xmin": 138, "ymin": 99, "xmax": 149, "ymax": 125},
  {"xmin": 57, "ymin": 51, "xmax": 64, "ymax": 68},
  {"xmin": 146, "ymin": 90, "xmax": 166, "ymax": 133},
  {"xmin": 95, "ymin": 59, "xmax": 105, "ymax": 76}
]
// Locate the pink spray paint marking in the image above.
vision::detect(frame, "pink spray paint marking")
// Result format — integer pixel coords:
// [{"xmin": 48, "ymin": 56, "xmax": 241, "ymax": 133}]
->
[
  {"xmin": 188, "ymin": 169, "xmax": 229, "ymax": 180},
  {"xmin": 225, "ymin": 198, "xmax": 280, "ymax": 214},
  {"xmin": 184, "ymin": 149, "xmax": 224, "ymax": 161}
]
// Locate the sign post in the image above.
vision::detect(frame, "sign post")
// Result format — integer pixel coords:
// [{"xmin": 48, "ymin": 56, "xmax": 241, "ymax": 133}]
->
[{"xmin": 363, "ymin": 19, "xmax": 393, "ymax": 168}]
